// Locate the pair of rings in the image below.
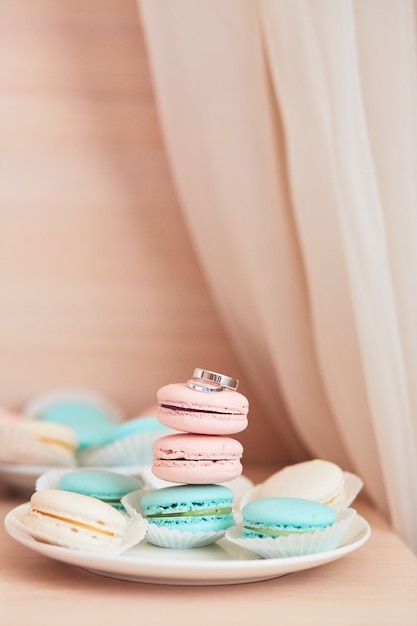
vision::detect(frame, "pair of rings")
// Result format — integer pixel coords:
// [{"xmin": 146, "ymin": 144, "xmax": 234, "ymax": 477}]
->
[{"xmin": 187, "ymin": 368, "xmax": 239, "ymax": 393}]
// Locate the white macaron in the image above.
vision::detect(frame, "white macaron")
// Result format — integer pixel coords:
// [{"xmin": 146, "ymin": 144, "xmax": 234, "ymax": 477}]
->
[{"xmin": 23, "ymin": 489, "xmax": 127, "ymax": 551}]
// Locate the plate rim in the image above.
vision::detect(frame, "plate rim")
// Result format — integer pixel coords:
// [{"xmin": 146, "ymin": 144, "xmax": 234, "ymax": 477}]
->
[
  {"xmin": 0, "ymin": 462, "xmax": 149, "ymax": 476},
  {"xmin": 4, "ymin": 502, "xmax": 371, "ymax": 585}
]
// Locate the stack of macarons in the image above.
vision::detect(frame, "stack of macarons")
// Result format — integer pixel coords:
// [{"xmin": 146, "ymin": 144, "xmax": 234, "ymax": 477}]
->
[
  {"xmin": 139, "ymin": 369, "xmax": 249, "ymax": 547},
  {"xmin": 151, "ymin": 369, "xmax": 248, "ymax": 485}
]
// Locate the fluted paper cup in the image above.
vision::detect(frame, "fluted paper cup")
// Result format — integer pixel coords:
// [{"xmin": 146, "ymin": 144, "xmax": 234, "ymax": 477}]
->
[
  {"xmin": 225, "ymin": 508, "xmax": 357, "ymax": 558},
  {"xmin": 122, "ymin": 488, "xmax": 233, "ymax": 549}
]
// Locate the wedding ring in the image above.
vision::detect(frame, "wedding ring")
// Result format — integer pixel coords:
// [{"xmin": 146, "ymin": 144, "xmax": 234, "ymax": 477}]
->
[
  {"xmin": 187, "ymin": 378, "xmax": 224, "ymax": 393},
  {"xmin": 192, "ymin": 368, "xmax": 239, "ymax": 391}
]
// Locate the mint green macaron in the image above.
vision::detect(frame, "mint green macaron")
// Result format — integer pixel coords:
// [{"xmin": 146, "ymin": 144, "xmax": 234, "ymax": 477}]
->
[
  {"xmin": 242, "ymin": 497, "xmax": 337, "ymax": 538},
  {"xmin": 141, "ymin": 484, "xmax": 235, "ymax": 533},
  {"xmin": 59, "ymin": 469, "xmax": 143, "ymax": 511},
  {"xmin": 96, "ymin": 416, "xmax": 167, "ymax": 446},
  {"xmin": 42, "ymin": 402, "xmax": 117, "ymax": 450}
]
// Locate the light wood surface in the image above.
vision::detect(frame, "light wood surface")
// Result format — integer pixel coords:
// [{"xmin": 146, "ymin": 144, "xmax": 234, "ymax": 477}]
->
[
  {"xmin": 0, "ymin": 0, "xmax": 299, "ymax": 465},
  {"xmin": 1, "ymin": 466, "xmax": 417, "ymax": 626}
]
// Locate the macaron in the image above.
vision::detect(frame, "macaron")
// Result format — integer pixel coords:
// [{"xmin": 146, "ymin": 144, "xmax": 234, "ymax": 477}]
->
[
  {"xmin": 23, "ymin": 489, "xmax": 128, "ymax": 551},
  {"xmin": 241, "ymin": 497, "xmax": 337, "ymax": 539},
  {"xmin": 24, "ymin": 389, "xmax": 123, "ymax": 450},
  {"xmin": 152, "ymin": 433, "xmax": 243, "ymax": 483},
  {"xmin": 97, "ymin": 417, "xmax": 167, "ymax": 445},
  {"xmin": 78, "ymin": 416, "xmax": 172, "ymax": 468},
  {"xmin": 156, "ymin": 382, "xmax": 249, "ymax": 435},
  {"xmin": 0, "ymin": 419, "xmax": 78, "ymax": 466},
  {"xmin": 141, "ymin": 484, "xmax": 235, "ymax": 534},
  {"xmin": 58, "ymin": 469, "xmax": 143, "ymax": 510},
  {"xmin": 258, "ymin": 459, "xmax": 346, "ymax": 505},
  {"xmin": 40, "ymin": 402, "xmax": 119, "ymax": 451}
]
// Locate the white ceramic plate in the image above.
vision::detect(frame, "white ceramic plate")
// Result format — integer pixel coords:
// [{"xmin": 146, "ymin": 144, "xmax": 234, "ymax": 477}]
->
[
  {"xmin": 4, "ymin": 503, "xmax": 370, "ymax": 586},
  {"xmin": 0, "ymin": 463, "xmax": 57, "ymax": 493},
  {"xmin": 0, "ymin": 463, "xmax": 149, "ymax": 494}
]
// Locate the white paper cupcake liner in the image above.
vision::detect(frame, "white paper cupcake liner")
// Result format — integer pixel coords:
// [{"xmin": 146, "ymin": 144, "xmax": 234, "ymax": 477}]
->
[
  {"xmin": 123, "ymin": 474, "xmax": 253, "ymax": 527},
  {"xmin": 0, "ymin": 424, "xmax": 77, "ymax": 467},
  {"xmin": 77, "ymin": 429, "xmax": 172, "ymax": 468},
  {"xmin": 239, "ymin": 472, "xmax": 363, "ymax": 514},
  {"xmin": 144, "ymin": 524, "xmax": 227, "ymax": 549},
  {"xmin": 36, "ymin": 468, "xmax": 78, "ymax": 491},
  {"xmin": 121, "ymin": 488, "xmax": 233, "ymax": 549},
  {"xmin": 121, "ymin": 487, "xmax": 151, "ymax": 516},
  {"xmin": 225, "ymin": 508, "xmax": 357, "ymax": 558},
  {"xmin": 117, "ymin": 515, "xmax": 148, "ymax": 554}
]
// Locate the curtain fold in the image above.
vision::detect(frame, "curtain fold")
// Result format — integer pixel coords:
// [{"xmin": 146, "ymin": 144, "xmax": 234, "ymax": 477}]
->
[{"xmin": 139, "ymin": 0, "xmax": 417, "ymax": 552}]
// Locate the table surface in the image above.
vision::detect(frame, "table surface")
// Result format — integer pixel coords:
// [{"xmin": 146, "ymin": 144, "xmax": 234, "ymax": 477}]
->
[{"xmin": 1, "ymin": 466, "xmax": 416, "ymax": 626}]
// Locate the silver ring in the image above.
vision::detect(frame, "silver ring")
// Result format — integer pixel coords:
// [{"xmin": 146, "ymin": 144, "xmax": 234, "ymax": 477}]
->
[
  {"xmin": 192, "ymin": 368, "xmax": 239, "ymax": 391},
  {"xmin": 187, "ymin": 378, "xmax": 224, "ymax": 393}
]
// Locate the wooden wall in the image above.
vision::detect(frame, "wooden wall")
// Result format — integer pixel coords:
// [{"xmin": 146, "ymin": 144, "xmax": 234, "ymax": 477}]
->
[{"xmin": 0, "ymin": 0, "xmax": 288, "ymax": 465}]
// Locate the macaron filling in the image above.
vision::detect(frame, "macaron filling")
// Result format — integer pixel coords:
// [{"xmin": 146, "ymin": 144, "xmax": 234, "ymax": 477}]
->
[
  {"xmin": 152, "ymin": 434, "xmax": 243, "ymax": 462},
  {"xmin": 30, "ymin": 509, "xmax": 117, "ymax": 537},
  {"xmin": 243, "ymin": 523, "xmax": 324, "ymax": 538},
  {"xmin": 38, "ymin": 436, "xmax": 75, "ymax": 451},
  {"xmin": 159, "ymin": 403, "xmax": 244, "ymax": 416},
  {"xmin": 145, "ymin": 505, "xmax": 233, "ymax": 518}
]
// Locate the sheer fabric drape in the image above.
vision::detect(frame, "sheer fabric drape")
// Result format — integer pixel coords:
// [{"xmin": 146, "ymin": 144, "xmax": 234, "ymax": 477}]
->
[{"xmin": 139, "ymin": 0, "xmax": 417, "ymax": 552}]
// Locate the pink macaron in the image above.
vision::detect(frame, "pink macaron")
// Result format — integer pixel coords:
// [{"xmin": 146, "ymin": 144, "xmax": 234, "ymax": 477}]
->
[
  {"xmin": 152, "ymin": 433, "xmax": 243, "ymax": 484},
  {"xmin": 156, "ymin": 383, "xmax": 249, "ymax": 435}
]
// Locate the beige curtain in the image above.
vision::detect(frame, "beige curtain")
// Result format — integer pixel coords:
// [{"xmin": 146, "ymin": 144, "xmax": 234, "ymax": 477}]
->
[{"xmin": 139, "ymin": 0, "xmax": 417, "ymax": 553}]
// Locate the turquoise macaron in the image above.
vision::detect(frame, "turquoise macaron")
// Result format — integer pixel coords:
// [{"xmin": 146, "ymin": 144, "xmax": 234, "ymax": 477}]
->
[
  {"xmin": 78, "ymin": 416, "xmax": 171, "ymax": 467},
  {"xmin": 241, "ymin": 497, "xmax": 337, "ymax": 538},
  {"xmin": 41, "ymin": 402, "xmax": 118, "ymax": 450},
  {"xmin": 96, "ymin": 416, "xmax": 168, "ymax": 446},
  {"xmin": 141, "ymin": 484, "xmax": 235, "ymax": 533},
  {"xmin": 58, "ymin": 469, "xmax": 143, "ymax": 511}
]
